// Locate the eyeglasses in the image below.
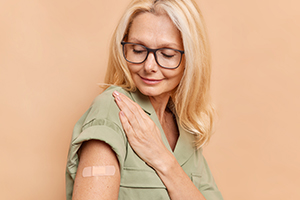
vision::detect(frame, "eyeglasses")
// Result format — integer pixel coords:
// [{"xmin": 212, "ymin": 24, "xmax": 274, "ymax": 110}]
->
[{"xmin": 121, "ymin": 41, "xmax": 184, "ymax": 69}]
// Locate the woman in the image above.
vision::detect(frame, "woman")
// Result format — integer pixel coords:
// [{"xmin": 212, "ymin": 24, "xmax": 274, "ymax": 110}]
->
[{"xmin": 66, "ymin": 0, "xmax": 223, "ymax": 199}]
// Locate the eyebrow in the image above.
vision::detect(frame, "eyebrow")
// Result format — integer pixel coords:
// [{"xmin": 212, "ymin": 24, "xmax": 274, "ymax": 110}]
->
[{"xmin": 128, "ymin": 38, "xmax": 182, "ymax": 50}]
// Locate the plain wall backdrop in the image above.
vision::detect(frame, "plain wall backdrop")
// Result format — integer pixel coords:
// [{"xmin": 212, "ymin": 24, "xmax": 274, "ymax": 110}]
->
[{"xmin": 0, "ymin": 0, "xmax": 299, "ymax": 199}]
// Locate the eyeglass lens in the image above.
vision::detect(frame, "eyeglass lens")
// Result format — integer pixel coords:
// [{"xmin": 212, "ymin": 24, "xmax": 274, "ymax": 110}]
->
[{"xmin": 123, "ymin": 43, "xmax": 182, "ymax": 69}]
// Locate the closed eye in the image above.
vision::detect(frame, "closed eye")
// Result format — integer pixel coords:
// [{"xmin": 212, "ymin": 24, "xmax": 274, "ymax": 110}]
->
[
  {"xmin": 161, "ymin": 52, "xmax": 175, "ymax": 58},
  {"xmin": 133, "ymin": 49, "xmax": 147, "ymax": 54}
]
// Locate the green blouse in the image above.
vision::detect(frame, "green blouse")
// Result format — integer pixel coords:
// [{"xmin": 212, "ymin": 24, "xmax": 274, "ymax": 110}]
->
[{"xmin": 66, "ymin": 85, "xmax": 223, "ymax": 200}]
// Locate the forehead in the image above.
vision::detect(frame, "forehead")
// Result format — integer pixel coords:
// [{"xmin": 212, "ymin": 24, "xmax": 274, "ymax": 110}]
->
[{"xmin": 128, "ymin": 12, "xmax": 182, "ymax": 48}]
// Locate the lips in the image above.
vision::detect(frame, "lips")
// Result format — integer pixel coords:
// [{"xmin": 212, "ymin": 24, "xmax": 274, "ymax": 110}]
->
[{"xmin": 139, "ymin": 75, "xmax": 163, "ymax": 85}]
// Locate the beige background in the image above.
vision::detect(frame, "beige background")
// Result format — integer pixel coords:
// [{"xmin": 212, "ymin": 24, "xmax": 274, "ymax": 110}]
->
[{"xmin": 0, "ymin": 0, "xmax": 299, "ymax": 199}]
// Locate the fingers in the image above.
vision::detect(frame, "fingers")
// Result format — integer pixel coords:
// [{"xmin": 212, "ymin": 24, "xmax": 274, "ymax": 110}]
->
[
  {"xmin": 114, "ymin": 91, "xmax": 148, "ymax": 146},
  {"xmin": 119, "ymin": 111, "xmax": 135, "ymax": 137},
  {"xmin": 112, "ymin": 91, "xmax": 147, "ymax": 121}
]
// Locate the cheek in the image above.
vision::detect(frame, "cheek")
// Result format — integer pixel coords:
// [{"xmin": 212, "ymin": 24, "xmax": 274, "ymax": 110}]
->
[
  {"xmin": 163, "ymin": 71, "xmax": 184, "ymax": 87},
  {"xmin": 166, "ymin": 66, "xmax": 184, "ymax": 80},
  {"xmin": 128, "ymin": 64, "xmax": 141, "ymax": 74},
  {"xmin": 175, "ymin": 74, "xmax": 183, "ymax": 86},
  {"xmin": 175, "ymin": 70, "xmax": 185, "ymax": 86}
]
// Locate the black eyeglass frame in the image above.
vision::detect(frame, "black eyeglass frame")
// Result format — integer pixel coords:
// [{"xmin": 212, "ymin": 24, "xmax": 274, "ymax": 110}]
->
[{"xmin": 121, "ymin": 41, "xmax": 185, "ymax": 69}]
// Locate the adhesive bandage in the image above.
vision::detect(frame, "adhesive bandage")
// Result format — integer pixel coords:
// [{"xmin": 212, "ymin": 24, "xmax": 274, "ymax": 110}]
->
[{"xmin": 82, "ymin": 166, "xmax": 116, "ymax": 177}]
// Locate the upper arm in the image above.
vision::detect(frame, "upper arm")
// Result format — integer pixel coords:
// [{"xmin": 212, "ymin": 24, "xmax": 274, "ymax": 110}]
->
[{"xmin": 72, "ymin": 140, "xmax": 121, "ymax": 200}]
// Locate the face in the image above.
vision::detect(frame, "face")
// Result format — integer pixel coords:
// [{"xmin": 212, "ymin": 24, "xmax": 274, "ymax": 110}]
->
[{"xmin": 126, "ymin": 12, "xmax": 185, "ymax": 100}]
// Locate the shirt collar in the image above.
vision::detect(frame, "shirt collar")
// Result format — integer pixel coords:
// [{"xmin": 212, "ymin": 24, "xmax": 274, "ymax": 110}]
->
[
  {"xmin": 174, "ymin": 124, "xmax": 196, "ymax": 166},
  {"xmin": 129, "ymin": 89, "xmax": 154, "ymax": 115}
]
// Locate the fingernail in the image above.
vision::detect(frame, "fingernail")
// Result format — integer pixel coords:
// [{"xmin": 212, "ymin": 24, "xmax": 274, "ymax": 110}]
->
[
  {"xmin": 113, "ymin": 91, "xmax": 121, "ymax": 101},
  {"xmin": 113, "ymin": 91, "xmax": 119, "ymax": 96}
]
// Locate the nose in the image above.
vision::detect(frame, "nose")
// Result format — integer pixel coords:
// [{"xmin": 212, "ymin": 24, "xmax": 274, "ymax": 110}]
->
[{"xmin": 143, "ymin": 52, "xmax": 159, "ymax": 73}]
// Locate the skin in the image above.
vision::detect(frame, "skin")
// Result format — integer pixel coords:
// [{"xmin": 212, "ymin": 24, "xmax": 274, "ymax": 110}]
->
[{"xmin": 72, "ymin": 12, "xmax": 206, "ymax": 200}]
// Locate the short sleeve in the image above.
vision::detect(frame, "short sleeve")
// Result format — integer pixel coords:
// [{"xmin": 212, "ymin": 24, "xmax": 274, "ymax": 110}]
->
[
  {"xmin": 70, "ymin": 119, "xmax": 127, "ymax": 173},
  {"xmin": 65, "ymin": 86, "xmax": 128, "ymax": 200},
  {"xmin": 65, "ymin": 120, "xmax": 127, "ymax": 200},
  {"xmin": 195, "ymin": 155, "xmax": 224, "ymax": 200}
]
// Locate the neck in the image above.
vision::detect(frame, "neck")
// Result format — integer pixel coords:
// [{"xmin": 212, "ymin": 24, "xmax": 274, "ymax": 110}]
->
[{"xmin": 149, "ymin": 94, "xmax": 171, "ymax": 123}]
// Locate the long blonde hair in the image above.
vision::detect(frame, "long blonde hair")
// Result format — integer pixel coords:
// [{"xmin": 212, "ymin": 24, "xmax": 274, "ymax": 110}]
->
[{"xmin": 104, "ymin": 0, "xmax": 214, "ymax": 148}]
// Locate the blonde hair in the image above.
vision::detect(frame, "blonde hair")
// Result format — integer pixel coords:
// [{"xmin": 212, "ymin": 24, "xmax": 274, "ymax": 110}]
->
[{"xmin": 104, "ymin": 0, "xmax": 214, "ymax": 148}]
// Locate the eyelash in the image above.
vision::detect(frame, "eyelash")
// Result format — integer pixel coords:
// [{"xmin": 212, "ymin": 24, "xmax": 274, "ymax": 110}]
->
[
  {"xmin": 161, "ymin": 52, "xmax": 174, "ymax": 58},
  {"xmin": 133, "ymin": 49, "xmax": 146, "ymax": 54}
]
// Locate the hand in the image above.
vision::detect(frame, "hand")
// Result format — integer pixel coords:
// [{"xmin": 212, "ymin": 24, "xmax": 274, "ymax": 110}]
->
[
  {"xmin": 112, "ymin": 91, "xmax": 207, "ymax": 200},
  {"xmin": 112, "ymin": 91, "xmax": 169, "ymax": 169}
]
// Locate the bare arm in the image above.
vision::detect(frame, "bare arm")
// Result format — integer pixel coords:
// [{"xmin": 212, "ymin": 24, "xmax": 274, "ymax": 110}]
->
[
  {"xmin": 154, "ymin": 151, "xmax": 206, "ymax": 200},
  {"xmin": 72, "ymin": 140, "xmax": 120, "ymax": 200}
]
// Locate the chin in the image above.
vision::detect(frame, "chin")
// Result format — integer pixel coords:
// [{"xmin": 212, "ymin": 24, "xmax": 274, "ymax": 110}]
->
[
  {"xmin": 138, "ymin": 87, "xmax": 157, "ymax": 96},
  {"xmin": 136, "ymin": 85, "xmax": 158, "ymax": 96},
  {"xmin": 138, "ymin": 86, "xmax": 172, "ymax": 99}
]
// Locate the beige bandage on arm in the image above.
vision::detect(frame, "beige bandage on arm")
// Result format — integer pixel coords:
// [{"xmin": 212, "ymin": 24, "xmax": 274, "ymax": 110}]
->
[{"xmin": 82, "ymin": 166, "xmax": 116, "ymax": 177}]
